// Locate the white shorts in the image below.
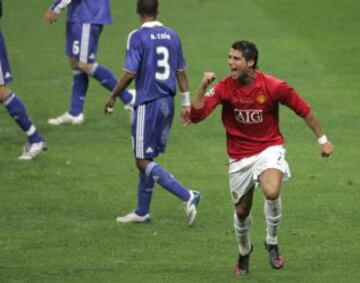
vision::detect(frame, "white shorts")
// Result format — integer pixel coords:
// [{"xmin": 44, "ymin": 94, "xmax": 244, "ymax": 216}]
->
[{"xmin": 228, "ymin": 145, "xmax": 291, "ymax": 203}]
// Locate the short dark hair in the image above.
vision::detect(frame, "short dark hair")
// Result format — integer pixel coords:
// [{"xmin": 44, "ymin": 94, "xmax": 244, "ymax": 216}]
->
[
  {"xmin": 137, "ymin": 0, "xmax": 158, "ymax": 16},
  {"xmin": 232, "ymin": 40, "xmax": 258, "ymax": 69}
]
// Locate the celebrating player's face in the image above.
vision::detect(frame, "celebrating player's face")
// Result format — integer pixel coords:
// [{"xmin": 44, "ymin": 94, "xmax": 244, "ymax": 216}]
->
[{"xmin": 228, "ymin": 49, "xmax": 253, "ymax": 80}]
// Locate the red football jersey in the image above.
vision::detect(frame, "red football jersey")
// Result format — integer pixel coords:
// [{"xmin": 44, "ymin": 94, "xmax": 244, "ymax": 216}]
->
[{"xmin": 190, "ymin": 71, "xmax": 311, "ymax": 160}]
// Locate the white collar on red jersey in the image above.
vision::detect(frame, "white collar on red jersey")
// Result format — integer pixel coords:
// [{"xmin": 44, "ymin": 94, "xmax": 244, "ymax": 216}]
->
[{"xmin": 141, "ymin": 21, "xmax": 163, "ymax": 28}]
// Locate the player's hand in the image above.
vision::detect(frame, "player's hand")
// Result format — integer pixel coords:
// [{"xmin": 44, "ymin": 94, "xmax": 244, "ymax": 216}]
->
[
  {"xmin": 104, "ymin": 96, "xmax": 116, "ymax": 115},
  {"xmin": 180, "ymin": 106, "xmax": 191, "ymax": 127},
  {"xmin": 320, "ymin": 141, "xmax": 334, "ymax": 157},
  {"xmin": 200, "ymin": 72, "xmax": 216, "ymax": 89},
  {"xmin": 44, "ymin": 10, "xmax": 59, "ymax": 24}
]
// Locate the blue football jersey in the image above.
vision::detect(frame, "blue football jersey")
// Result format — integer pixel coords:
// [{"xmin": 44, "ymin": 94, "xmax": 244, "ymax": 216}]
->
[
  {"xmin": 50, "ymin": 0, "xmax": 112, "ymax": 25},
  {"xmin": 124, "ymin": 21, "xmax": 186, "ymax": 106}
]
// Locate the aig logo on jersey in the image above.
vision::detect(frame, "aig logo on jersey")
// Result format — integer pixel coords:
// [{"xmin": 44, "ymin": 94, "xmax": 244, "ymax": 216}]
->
[{"xmin": 234, "ymin": 109, "xmax": 263, "ymax": 124}]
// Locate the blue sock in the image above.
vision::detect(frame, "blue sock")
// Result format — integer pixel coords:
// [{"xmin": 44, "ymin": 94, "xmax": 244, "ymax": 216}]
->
[
  {"xmin": 145, "ymin": 162, "xmax": 191, "ymax": 202},
  {"xmin": 135, "ymin": 171, "xmax": 155, "ymax": 216},
  {"xmin": 4, "ymin": 92, "xmax": 43, "ymax": 143},
  {"xmin": 69, "ymin": 70, "xmax": 89, "ymax": 116},
  {"xmin": 90, "ymin": 63, "xmax": 133, "ymax": 105}
]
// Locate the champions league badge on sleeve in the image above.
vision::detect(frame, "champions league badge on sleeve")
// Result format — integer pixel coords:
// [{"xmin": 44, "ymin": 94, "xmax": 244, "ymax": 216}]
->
[{"xmin": 205, "ymin": 88, "xmax": 215, "ymax": 97}]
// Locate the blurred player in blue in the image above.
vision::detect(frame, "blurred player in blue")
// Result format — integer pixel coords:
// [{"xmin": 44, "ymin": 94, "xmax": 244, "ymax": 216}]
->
[
  {"xmin": 0, "ymin": 0, "xmax": 47, "ymax": 160},
  {"xmin": 44, "ymin": 0, "xmax": 134, "ymax": 125},
  {"xmin": 105, "ymin": 0, "xmax": 200, "ymax": 226}
]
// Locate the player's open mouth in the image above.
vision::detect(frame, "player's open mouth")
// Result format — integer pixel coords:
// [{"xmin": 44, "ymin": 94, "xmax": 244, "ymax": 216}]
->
[{"xmin": 230, "ymin": 69, "xmax": 238, "ymax": 76}]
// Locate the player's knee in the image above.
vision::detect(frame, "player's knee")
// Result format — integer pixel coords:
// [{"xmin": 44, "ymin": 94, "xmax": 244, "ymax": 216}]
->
[
  {"xmin": 76, "ymin": 62, "xmax": 86, "ymax": 71},
  {"xmin": 261, "ymin": 180, "xmax": 281, "ymax": 200},
  {"xmin": 264, "ymin": 189, "xmax": 280, "ymax": 200},
  {"xmin": 69, "ymin": 58, "xmax": 79, "ymax": 69},
  {"xmin": 235, "ymin": 204, "xmax": 251, "ymax": 219},
  {"xmin": 0, "ymin": 86, "xmax": 11, "ymax": 102},
  {"xmin": 135, "ymin": 159, "xmax": 150, "ymax": 172},
  {"xmin": 135, "ymin": 160, "xmax": 145, "ymax": 171},
  {"xmin": 77, "ymin": 62, "xmax": 93, "ymax": 74},
  {"xmin": 0, "ymin": 92, "xmax": 5, "ymax": 102}
]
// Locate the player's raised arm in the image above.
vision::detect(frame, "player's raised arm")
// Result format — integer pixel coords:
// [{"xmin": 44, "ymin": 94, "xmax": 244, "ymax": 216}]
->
[
  {"xmin": 303, "ymin": 111, "xmax": 334, "ymax": 157},
  {"xmin": 189, "ymin": 72, "xmax": 220, "ymax": 124},
  {"xmin": 192, "ymin": 72, "xmax": 216, "ymax": 109}
]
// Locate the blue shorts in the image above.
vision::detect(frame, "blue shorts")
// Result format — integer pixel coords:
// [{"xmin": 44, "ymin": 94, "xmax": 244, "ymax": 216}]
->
[
  {"xmin": 65, "ymin": 22, "xmax": 103, "ymax": 63},
  {"xmin": 132, "ymin": 96, "xmax": 175, "ymax": 159},
  {"xmin": 0, "ymin": 31, "xmax": 13, "ymax": 85}
]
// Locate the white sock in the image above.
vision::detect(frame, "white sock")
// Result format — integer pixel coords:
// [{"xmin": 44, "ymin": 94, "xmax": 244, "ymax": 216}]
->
[
  {"xmin": 234, "ymin": 212, "xmax": 252, "ymax": 255},
  {"xmin": 264, "ymin": 198, "xmax": 282, "ymax": 245}
]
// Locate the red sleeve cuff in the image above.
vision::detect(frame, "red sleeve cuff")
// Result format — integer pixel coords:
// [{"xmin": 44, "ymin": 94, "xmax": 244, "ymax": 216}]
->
[{"xmin": 190, "ymin": 107, "xmax": 205, "ymax": 123}]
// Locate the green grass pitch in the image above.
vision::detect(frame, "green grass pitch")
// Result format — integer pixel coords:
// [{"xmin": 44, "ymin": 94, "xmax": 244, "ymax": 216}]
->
[{"xmin": 1, "ymin": 0, "xmax": 359, "ymax": 282}]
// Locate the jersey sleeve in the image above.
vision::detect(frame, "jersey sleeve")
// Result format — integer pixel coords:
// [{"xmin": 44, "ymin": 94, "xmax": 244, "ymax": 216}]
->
[
  {"xmin": 276, "ymin": 82, "xmax": 311, "ymax": 118},
  {"xmin": 50, "ymin": 0, "xmax": 72, "ymax": 14},
  {"xmin": 190, "ymin": 82, "xmax": 223, "ymax": 123},
  {"xmin": 123, "ymin": 30, "xmax": 141, "ymax": 74}
]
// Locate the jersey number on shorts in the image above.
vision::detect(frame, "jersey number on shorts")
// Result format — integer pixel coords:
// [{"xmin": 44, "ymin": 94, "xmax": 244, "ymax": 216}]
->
[
  {"xmin": 155, "ymin": 46, "xmax": 170, "ymax": 81},
  {"xmin": 73, "ymin": 41, "xmax": 80, "ymax": 55}
]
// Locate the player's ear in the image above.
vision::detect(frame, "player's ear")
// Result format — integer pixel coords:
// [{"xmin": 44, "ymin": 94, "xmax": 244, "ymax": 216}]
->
[{"xmin": 247, "ymin": 59, "xmax": 255, "ymax": 69}]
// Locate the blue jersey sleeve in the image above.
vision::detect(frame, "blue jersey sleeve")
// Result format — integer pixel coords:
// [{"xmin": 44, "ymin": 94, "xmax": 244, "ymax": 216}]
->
[{"xmin": 124, "ymin": 30, "xmax": 142, "ymax": 74}]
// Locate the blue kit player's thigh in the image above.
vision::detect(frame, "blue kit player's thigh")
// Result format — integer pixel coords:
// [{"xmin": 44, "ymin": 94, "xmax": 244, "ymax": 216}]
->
[
  {"xmin": 132, "ymin": 96, "xmax": 175, "ymax": 159},
  {"xmin": 0, "ymin": 31, "xmax": 13, "ymax": 85},
  {"xmin": 65, "ymin": 22, "xmax": 103, "ymax": 63}
]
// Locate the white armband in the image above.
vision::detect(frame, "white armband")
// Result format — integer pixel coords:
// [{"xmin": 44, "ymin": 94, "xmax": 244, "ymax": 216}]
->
[
  {"xmin": 53, "ymin": 6, "xmax": 62, "ymax": 14},
  {"xmin": 52, "ymin": 0, "xmax": 72, "ymax": 14},
  {"xmin": 180, "ymin": 91, "xmax": 191, "ymax": 107},
  {"xmin": 318, "ymin": 135, "xmax": 328, "ymax": 145}
]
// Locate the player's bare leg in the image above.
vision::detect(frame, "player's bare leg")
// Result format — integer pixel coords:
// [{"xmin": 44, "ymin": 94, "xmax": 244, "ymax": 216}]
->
[
  {"xmin": 260, "ymin": 169, "xmax": 285, "ymax": 269},
  {"xmin": 234, "ymin": 187, "xmax": 254, "ymax": 276}
]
